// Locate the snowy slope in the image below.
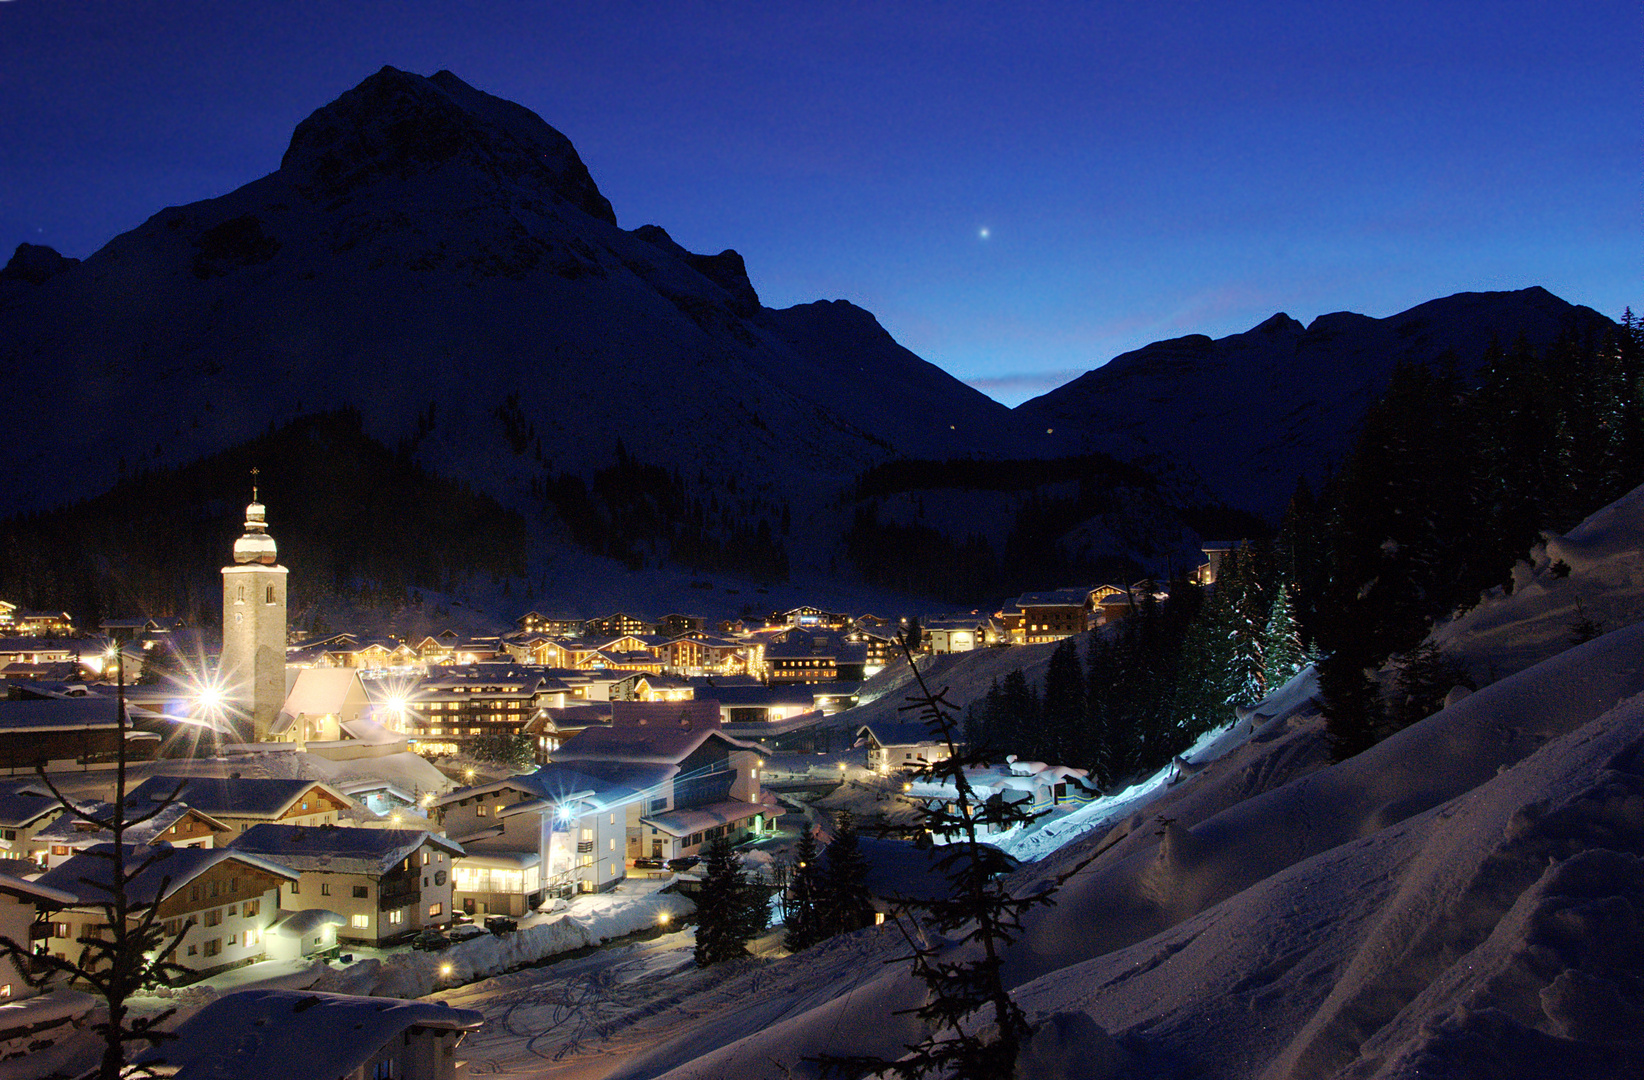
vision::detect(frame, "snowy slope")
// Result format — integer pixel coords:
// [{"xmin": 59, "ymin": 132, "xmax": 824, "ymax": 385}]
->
[
  {"xmin": 421, "ymin": 484, "xmax": 1644, "ymax": 1079},
  {"xmin": 1430, "ymin": 482, "xmax": 1644, "ymax": 683}
]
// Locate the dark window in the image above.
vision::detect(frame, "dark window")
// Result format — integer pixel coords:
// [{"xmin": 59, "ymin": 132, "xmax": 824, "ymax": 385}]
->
[{"xmin": 353, "ymin": 885, "xmax": 369, "ymax": 899}]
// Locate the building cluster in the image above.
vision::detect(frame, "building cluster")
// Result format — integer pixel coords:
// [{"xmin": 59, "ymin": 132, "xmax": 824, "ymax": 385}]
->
[{"xmin": 0, "ymin": 497, "xmax": 1209, "ymax": 1077}]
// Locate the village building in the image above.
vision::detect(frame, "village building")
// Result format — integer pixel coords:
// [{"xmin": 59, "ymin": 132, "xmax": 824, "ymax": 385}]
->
[
  {"xmin": 124, "ymin": 776, "xmax": 355, "ymax": 837},
  {"xmin": 383, "ymin": 666, "xmax": 567, "ymax": 758},
  {"xmin": 764, "ymin": 628, "xmax": 843, "ymax": 684},
  {"xmin": 907, "ymin": 757, "xmax": 1100, "ymax": 841},
  {"xmin": 855, "ymin": 719, "xmax": 954, "ymax": 774},
  {"xmin": 136, "ymin": 988, "xmax": 485, "ymax": 1080},
  {"xmin": 0, "ymin": 871, "xmax": 94, "ymax": 1071},
  {"xmin": 515, "ymin": 611, "xmax": 584, "ymax": 637},
  {"xmin": 434, "ymin": 769, "xmax": 630, "ymax": 911},
  {"xmin": 1011, "ymin": 588, "xmax": 1093, "ymax": 644},
  {"xmin": 657, "ymin": 613, "xmax": 707, "ymax": 636},
  {"xmin": 921, "ymin": 614, "xmax": 990, "ymax": 654},
  {"xmin": 584, "ymin": 613, "xmax": 653, "ymax": 638},
  {"xmin": 1193, "ymin": 541, "xmax": 1244, "ymax": 585},
  {"xmin": 549, "ymin": 701, "xmax": 774, "ymax": 866},
  {"xmin": 0, "ymin": 782, "xmax": 64, "ymax": 867},
  {"xmin": 780, "ymin": 606, "xmax": 851, "ymax": 630},
  {"xmin": 228, "ymin": 825, "xmax": 462, "ymax": 944},
  {"xmin": 269, "ymin": 667, "xmax": 373, "ymax": 746},
  {"xmin": 0, "ymin": 608, "xmax": 75, "ymax": 637},
  {"xmin": 34, "ymin": 845, "xmax": 296, "ymax": 979},
  {"xmin": 610, "ymin": 672, "xmax": 695, "ymax": 703},
  {"xmin": 35, "ymin": 800, "xmax": 231, "ymax": 868},
  {"xmin": 0, "ymin": 696, "xmax": 160, "ymax": 774}
]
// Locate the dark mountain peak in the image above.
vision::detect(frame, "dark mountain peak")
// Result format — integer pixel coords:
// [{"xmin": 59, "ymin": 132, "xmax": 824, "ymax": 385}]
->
[
  {"xmin": 632, "ymin": 225, "xmax": 760, "ymax": 315},
  {"xmin": 1, "ymin": 242, "xmax": 80, "ymax": 285},
  {"xmin": 1252, "ymin": 312, "xmax": 1304, "ymax": 336},
  {"xmin": 280, "ymin": 66, "xmax": 615, "ymax": 225}
]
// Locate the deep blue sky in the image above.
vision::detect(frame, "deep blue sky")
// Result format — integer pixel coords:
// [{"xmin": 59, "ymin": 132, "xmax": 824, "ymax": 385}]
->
[{"xmin": 1, "ymin": 1, "xmax": 1635, "ymax": 405}]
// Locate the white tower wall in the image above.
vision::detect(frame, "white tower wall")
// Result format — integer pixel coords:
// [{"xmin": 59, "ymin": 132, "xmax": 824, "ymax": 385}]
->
[{"xmin": 221, "ymin": 499, "xmax": 288, "ymax": 742}]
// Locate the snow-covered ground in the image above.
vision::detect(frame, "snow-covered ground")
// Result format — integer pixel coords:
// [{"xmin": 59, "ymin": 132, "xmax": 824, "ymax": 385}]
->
[{"xmin": 402, "ymin": 484, "xmax": 1644, "ymax": 1078}]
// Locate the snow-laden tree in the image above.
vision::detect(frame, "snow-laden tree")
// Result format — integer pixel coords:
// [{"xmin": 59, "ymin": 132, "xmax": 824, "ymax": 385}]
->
[{"xmin": 1262, "ymin": 583, "xmax": 1309, "ymax": 685}]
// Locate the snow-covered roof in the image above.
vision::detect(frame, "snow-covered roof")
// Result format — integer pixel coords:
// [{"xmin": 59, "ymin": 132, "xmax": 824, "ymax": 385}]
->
[
  {"xmin": 134, "ymin": 989, "xmax": 483, "ymax": 1078},
  {"xmin": 553, "ymin": 706, "xmax": 758, "ymax": 766},
  {"xmin": 0, "ymin": 870, "xmax": 77, "ymax": 906},
  {"xmin": 0, "ymin": 790, "xmax": 61, "ymax": 828},
  {"xmin": 127, "ymin": 775, "xmax": 353, "ymax": 819},
  {"xmin": 33, "ymin": 801, "xmax": 231, "ymax": 849},
  {"xmin": 0, "ymin": 695, "xmax": 143, "ymax": 732},
  {"xmin": 267, "ymin": 908, "xmax": 347, "ymax": 936},
  {"xmin": 641, "ymin": 799, "xmax": 767, "ymax": 838},
  {"xmin": 454, "ymin": 845, "xmax": 540, "ymax": 870},
  {"xmin": 228, "ymin": 824, "xmax": 463, "ymax": 877},
  {"xmin": 35, "ymin": 845, "xmax": 298, "ymax": 905},
  {"xmin": 280, "ymin": 667, "xmax": 367, "ymax": 719},
  {"xmin": 855, "ymin": 719, "xmax": 944, "ymax": 748}
]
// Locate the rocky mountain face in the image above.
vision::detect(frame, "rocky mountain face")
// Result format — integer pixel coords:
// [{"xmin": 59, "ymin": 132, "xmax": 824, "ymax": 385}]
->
[
  {"xmin": 1016, "ymin": 288, "xmax": 1617, "ymax": 517},
  {"xmin": 0, "ymin": 67, "xmax": 1029, "ymax": 529}
]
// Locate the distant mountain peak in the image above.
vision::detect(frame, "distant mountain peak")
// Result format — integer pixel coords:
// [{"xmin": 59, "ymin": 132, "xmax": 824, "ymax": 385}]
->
[
  {"xmin": 279, "ymin": 65, "xmax": 616, "ymax": 225},
  {"xmin": 1, "ymin": 242, "xmax": 79, "ymax": 285},
  {"xmin": 1253, "ymin": 312, "xmax": 1304, "ymax": 335}
]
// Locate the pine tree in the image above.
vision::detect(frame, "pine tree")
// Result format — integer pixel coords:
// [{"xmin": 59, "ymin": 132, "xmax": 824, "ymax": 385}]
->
[
  {"xmin": 815, "ymin": 632, "xmax": 1059, "ymax": 1079},
  {"xmin": 1039, "ymin": 637, "xmax": 1086, "ymax": 765},
  {"xmin": 819, "ymin": 811, "xmax": 875, "ymax": 938},
  {"xmin": 783, "ymin": 829, "xmax": 827, "ymax": 953},
  {"xmin": 1261, "ymin": 583, "xmax": 1308, "ymax": 686},
  {"xmin": 693, "ymin": 835, "xmax": 770, "ymax": 967}
]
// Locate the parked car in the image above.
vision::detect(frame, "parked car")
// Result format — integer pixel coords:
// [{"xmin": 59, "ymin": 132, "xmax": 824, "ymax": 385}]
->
[
  {"xmin": 484, "ymin": 915, "xmax": 518, "ymax": 935},
  {"xmin": 449, "ymin": 924, "xmax": 487, "ymax": 942},
  {"xmin": 450, "ymin": 911, "xmax": 475, "ymax": 926},
  {"xmin": 666, "ymin": 856, "xmax": 700, "ymax": 872},
  {"xmin": 410, "ymin": 929, "xmax": 450, "ymax": 951},
  {"xmin": 633, "ymin": 856, "xmax": 666, "ymax": 869}
]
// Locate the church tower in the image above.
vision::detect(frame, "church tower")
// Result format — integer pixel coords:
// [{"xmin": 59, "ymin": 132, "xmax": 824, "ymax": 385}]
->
[{"xmin": 221, "ymin": 480, "xmax": 288, "ymax": 742}]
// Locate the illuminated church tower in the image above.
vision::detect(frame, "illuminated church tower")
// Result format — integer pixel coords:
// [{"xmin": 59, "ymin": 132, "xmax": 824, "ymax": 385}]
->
[{"xmin": 221, "ymin": 477, "xmax": 288, "ymax": 742}]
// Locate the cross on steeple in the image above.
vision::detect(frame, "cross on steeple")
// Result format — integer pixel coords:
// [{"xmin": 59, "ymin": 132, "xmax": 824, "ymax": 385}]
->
[{"xmin": 251, "ymin": 466, "xmax": 259, "ymax": 502}]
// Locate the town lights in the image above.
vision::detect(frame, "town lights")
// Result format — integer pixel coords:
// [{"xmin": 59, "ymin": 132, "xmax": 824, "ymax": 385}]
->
[
  {"xmin": 657, "ymin": 911, "xmax": 671, "ymax": 927},
  {"xmin": 439, "ymin": 962, "xmax": 453, "ymax": 978}
]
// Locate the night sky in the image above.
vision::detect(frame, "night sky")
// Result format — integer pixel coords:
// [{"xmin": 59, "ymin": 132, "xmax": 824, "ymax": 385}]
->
[{"xmin": 1, "ymin": 1, "xmax": 1634, "ymax": 405}]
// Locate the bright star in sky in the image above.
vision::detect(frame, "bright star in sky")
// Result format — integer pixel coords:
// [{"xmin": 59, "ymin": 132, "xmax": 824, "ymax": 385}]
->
[{"xmin": 978, "ymin": 227, "xmax": 990, "ymax": 240}]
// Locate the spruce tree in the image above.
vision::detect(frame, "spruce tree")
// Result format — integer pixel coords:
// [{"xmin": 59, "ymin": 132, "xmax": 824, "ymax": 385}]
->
[
  {"xmin": 783, "ymin": 829, "xmax": 827, "ymax": 953},
  {"xmin": 819, "ymin": 811, "xmax": 875, "ymax": 938},
  {"xmin": 1039, "ymin": 637, "xmax": 1086, "ymax": 765},
  {"xmin": 816, "ymin": 632, "xmax": 1058, "ymax": 1079},
  {"xmin": 693, "ymin": 835, "xmax": 770, "ymax": 967},
  {"xmin": 1261, "ymin": 583, "xmax": 1308, "ymax": 686}
]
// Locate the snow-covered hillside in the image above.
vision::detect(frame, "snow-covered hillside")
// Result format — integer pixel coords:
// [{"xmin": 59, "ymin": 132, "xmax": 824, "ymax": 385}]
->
[{"xmin": 430, "ymin": 483, "xmax": 1644, "ymax": 1078}]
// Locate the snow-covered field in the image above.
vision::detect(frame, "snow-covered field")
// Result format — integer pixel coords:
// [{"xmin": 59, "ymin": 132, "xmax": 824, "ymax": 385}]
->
[{"xmin": 406, "ymin": 485, "xmax": 1644, "ymax": 1078}]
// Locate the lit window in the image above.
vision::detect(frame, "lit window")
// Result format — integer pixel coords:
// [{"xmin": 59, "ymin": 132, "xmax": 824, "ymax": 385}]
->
[
  {"xmin": 387, "ymin": 910, "xmax": 403, "ymax": 924},
  {"xmin": 351, "ymin": 914, "xmax": 370, "ymax": 929},
  {"xmin": 428, "ymin": 903, "xmax": 443, "ymax": 918}
]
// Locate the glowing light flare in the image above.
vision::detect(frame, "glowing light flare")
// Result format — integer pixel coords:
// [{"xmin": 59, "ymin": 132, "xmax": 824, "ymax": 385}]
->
[{"xmin": 657, "ymin": 911, "xmax": 671, "ymax": 927}]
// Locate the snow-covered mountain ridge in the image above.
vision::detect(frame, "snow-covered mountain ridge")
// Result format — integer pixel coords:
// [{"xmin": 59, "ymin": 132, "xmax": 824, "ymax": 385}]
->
[
  {"xmin": 0, "ymin": 67, "xmax": 1030, "ymax": 525},
  {"xmin": 1016, "ymin": 288, "xmax": 1617, "ymax": 517}
]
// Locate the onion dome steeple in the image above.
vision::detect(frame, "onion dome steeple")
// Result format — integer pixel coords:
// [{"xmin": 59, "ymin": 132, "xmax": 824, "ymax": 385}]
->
[{"xmin": 232, "ymin": 469, "xmax": 279, "ymax": 565}]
